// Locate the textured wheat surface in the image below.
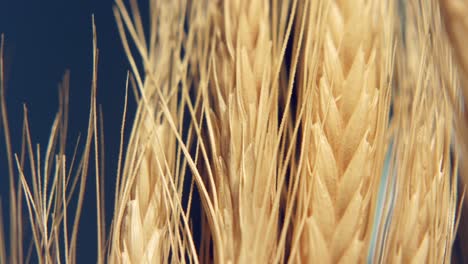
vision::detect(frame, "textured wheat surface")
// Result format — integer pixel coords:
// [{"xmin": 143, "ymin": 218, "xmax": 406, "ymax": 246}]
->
[
  {"xmin": 291, "ymin": 0, "xmax": 393, "ymax": 262},
  {"xmin": 440, "ymin": 1, "xmax": 468, "ymax": 262},
  {"xmin": 196, "ymin": 0, "xmax": 283, "ymax": 262},
  {"xmin": 382, "ymin": 1, "xmax": 458, "ymax": 263},
  {"xmin": 440, "ymin": 0, "xmax": 468, "ymax": 83},
  {"xmin": 0, "ymin": 0, "xmax": 464, "ymax": 263},
  {"xmin": 110, "ymin": 1, "xmax": 197, "ymax": 263}
]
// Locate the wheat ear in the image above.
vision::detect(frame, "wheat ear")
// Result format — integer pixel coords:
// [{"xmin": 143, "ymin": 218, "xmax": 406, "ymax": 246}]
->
[
  {"xmin": 289, "ymin": 0, "xmax": 394, "ymax": 262},
  {"xmin": 439, "ymin": 0, "xmax": 468, "ymax": 261},
  {"xmin": 110, "ymin": 0, "xmax": 198, "ymax": 262},
  {"xmin": 187, "ymin": 0, "xmax": 300, "ymax": 262},
  {"xmin": 0, "ymin": 22, "xmax": 100, "ymax": 263},
  {"xmin": 197, "ymin": 0, "xmax": 278, "ymax": 263},
  {"xmin": 382, "ymin": 1, "xmax": 459, "ymax": 263}
]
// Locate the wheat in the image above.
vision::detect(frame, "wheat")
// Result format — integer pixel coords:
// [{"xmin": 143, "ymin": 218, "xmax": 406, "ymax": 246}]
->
[
  {"xmin": 381, "ymin": 1, "xmax": 458, "ymax": 263},
  {"xmin": 0, "ymin": 22, "xmax": 100, "ymax": 263},
  {"xmin": 0, "ymin": 0, "xmax": 465, "ymax": 263},
  {"xmin": 0, "ymin": 34, "xmax": 22, "ymax": 264},
  {"xmin": 134, "ymin": 2, "xmax": 305, "ymax": 264},
  {"xmin": 439, "ymin": 0, "xmax": 468, "ymax": 261},
  {"xmin": 110, "ymin": 0, "xmax": 198, "ymax": 262},
  {"xmin": 440, "ymin": 0, "xmax": 468, "ymax": 88},
  {"xmin": 439, "ymin": 0, "xmax": 468, "ymax": 167},
  {"xmin": 288, "ymin": 0, "xmax": 394, "ymax": 262},
  {"xmin": 186, "ymin": 0, "xmax": 302, "ymax": 262},
  {"xmin": 0, "ymin": 34, "xmax": 20, "ymax": 264}
]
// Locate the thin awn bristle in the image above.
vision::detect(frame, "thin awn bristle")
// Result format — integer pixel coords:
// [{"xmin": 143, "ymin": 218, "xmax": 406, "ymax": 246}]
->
[
  {"xmin": 0, "ymin": 21, "xmax": 101, "ymax": 264},
  {"xmin": 0, "ymin": 34, "xmax": 21, "ymax": 264}
]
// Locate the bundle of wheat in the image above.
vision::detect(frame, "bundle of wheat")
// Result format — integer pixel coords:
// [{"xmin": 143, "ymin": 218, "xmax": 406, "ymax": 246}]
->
[{"xmin": 0, "ymin": 0, "xmax": 465, "ymax": 263}]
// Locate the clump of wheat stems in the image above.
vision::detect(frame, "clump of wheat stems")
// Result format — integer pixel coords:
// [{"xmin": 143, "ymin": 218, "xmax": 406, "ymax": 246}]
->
[{"xmin": 0, "ymin": 0, "xmax": 465, "ymax": 263}]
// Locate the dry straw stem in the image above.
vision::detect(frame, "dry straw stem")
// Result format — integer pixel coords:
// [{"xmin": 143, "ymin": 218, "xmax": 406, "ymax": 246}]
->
[
  {"xmin": 287, "ymin": 0, "xmax": 394, "ymax": 262},
  {"xmin": 383, "ymin": 1, "xmax": 458, "ymax": 263},
  {"xmin": 0, "ymin": 20, "xmax": 101, "ymax": 264},
  {"xmin": 110, "ymin": 0, "xmax": 199, "ymax": 262}
]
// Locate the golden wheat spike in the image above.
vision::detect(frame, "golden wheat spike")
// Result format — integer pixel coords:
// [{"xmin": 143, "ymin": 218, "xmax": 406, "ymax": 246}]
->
[
  {"xmin": 382, "ymin": 1, "xmax": 459, "ymax": 263},
  {"xmin": 195, "ymin": 0, "xmax": 284, "ymax": 262},
  {"xmin": 289, "ymin": 0, "xmax": 394, "ymax": 262},
  {"xmin": 439, "ymin": 0, "xmax": 468, "ymax": 261},
  {"xmin": 110, "ymin": 0, "xmax": 198, "ymax": 263}
]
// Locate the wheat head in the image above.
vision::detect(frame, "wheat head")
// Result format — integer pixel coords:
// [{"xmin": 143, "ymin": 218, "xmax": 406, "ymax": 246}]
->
[
  {"xmin": 109, "ymin": 0, "xmax": 199, "ymax": 263},
  {"xmin": 285, "ymin": 0, "xmax": 394, "ymax": 262},
  {"xmin": 381, "ymin": 1, "xmax": 459, "ymax": 263},
  {"xmin": 194, "ymin": 0, "xmax": 283, "ymax": 262}
]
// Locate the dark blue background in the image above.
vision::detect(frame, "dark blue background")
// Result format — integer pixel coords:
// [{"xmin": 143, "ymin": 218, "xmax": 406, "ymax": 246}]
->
[{"xmin": 0, "ymin": 0, "xmax": 137, "ymax": 262}]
